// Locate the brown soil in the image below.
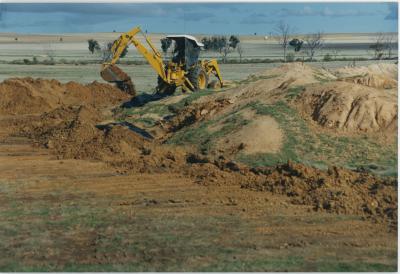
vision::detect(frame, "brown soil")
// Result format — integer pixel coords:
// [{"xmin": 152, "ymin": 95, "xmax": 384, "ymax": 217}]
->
[
  {"xmin": 0, "ymin": 77, "xmax": 130, "ymax": 115},
  {"xmin": 215, "ymin": 114, "xmax": 283, "ymax": 156},
  {"xmin": 17, "ymin": 105, "xmax": 187, "ymax": 174},
  {"xmin": 0, "ymin": 72, "xmax": 397, "ymax": 270},
  {"xmin": 241, "ymin": 161, "xmax": 397, "ymax": 229},
  {"xmin": 294, "ymin": 81, "xmax": 397, "ymax": 133},
  {"xmin": 255, "ymin": 62, "xmax": 337, "ymax": 86},
  {"xmin": 162, "ymin": 98, "xmax": 233, "ymax": 133},
  {"xmin": 334, "ymin": 63, "xmax": 398, "ymax": 89},
  {"xmin": 182, "ymin": 156, "xmax": 397, "ymax": 229},
  {"xmin": 3, "ymin": 77, "xmax": 397, "ymax": 227}
]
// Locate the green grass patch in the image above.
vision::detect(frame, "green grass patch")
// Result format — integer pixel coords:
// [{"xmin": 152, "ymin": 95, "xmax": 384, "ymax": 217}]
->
[
  {"xmin": 237, "ymin": 74, "xmax": 278, "ymax": 85},
  {"xmin": 313, "ymin": 260, "xmax": 396, "ymax": 272},
  {"xmin": 285, "ymin": 85, "xmax": 306, "ymax": 100},
  {"xmin": 167, "ymin": 109, "xmax": 250, "ymax": 154},
  {"xmin": 236, "ymin": 101, "xmax": 397, "ymax": 176}
]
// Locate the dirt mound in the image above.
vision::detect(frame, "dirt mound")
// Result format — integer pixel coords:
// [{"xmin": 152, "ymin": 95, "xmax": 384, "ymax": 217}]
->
[
  {"xmin": 214, "ymin": 112, "xmax": 283, "ymax": 156},
  {"xmin": 255, "ymin": 63, "xmax": 337, "ymax": 86},
  {"xmin": 21, "ymin": 105, "xmax": 187, "ymax": 173},
  {"xmin": 294, "ymin": 81, "xmax": 397, "ymax": 133},
  {"xmin": 183, "ymin": 156, "xmax": 397, "ymax": 228},
  {"xmin": 334, "ymin": 63, "xmax": 397, "ymax": 89},
  {"xmin": 239, "ymin": 161, "xmax": 397, "ymax": 227},
  {"xmin": 339, "ymin": 73, "xmax": 397, "ymax": 89},
  {"xmin": 0, "ymin": 78, "xmax": 130, "ymax": 115},
  {"xmin": 334, "ymin": 63, "xmax": 397, "ymax": 79}
]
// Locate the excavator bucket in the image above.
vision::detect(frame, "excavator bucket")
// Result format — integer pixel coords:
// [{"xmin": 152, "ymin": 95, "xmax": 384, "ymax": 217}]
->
[{"xmin": 101, "ymin": 64, "xmax": 136, "ymax": 96}]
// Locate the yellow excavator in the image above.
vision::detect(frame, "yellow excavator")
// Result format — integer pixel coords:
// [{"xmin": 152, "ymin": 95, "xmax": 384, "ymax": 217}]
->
[{"xmin": 100, "ymin": 26, "xmax": 224, "ymax": 97}]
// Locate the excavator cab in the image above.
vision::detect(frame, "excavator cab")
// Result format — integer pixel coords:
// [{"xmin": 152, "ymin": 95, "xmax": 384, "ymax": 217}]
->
[{"xmin": 167, "ymin": 35, "xmax": 202, "ymax": 70}]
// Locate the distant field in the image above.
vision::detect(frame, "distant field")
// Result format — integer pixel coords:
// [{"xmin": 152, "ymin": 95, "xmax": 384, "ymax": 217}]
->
[
  {"xmin": 0, "ymin": 32, "xmax": 397, "ymax": 63},
  {"xmin": 0, "ymin": 60, "xmax": 396, "ymax": 92}
]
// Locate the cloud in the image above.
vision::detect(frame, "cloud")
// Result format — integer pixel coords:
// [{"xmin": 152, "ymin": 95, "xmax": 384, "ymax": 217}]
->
[
  {"xmin": 183, "ymin": 11, "xmax": 215, "ymax": 21},
  {"xmin": 385, "ymin": 3, "xmax": 398, "ymax": 20},
  {"xmin": 0, "ymin": 3, "xmax": 171, "ymax": 17},
  {"xmin": 277, "ymin": 6, "xmax": 380, "ymax": 17},
  {"xmin": 209, "ymin": 18, "xmax": 229, "ymax": 24},
  {"xmin": 240, "ymin": 13, "xmax": 276, "ymax": 24}
]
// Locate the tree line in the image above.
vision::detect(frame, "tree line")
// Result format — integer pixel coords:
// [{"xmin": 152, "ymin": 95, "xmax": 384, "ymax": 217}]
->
[
  {"xmin": 274, "ymin": 21, "xmax": 397, "ymax": 62},
  {"xmin": 87, "ymin": 26, "xmax": 397, "ymax": 63}
]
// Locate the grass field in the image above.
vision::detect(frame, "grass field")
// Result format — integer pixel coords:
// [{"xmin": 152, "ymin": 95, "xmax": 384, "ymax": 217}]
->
[
  {"xmin": 0, "ymin": 31, "xmax": 397, "ymax": 272},
  {"xmin": 0, "ymin": 60, "xmax": 396, "ymax": 92}
]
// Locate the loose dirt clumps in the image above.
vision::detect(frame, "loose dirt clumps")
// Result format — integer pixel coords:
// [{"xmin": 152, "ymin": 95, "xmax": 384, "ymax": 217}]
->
[
  {"xmin": 0, "ymin": 67, "xmax": 396, "ymax": 229},
  {"xmin": 21, "ymin": 104, "xmax": 187, "ymax": 173},
  {"xmin": 294, "ymin": 81, "xmax": 397, "ymax": 133},
  {"xmin": 0, "ymin": 78, "xmax": 130, "ymax": 115},
  {"xmin": 163, "ymin": 98, "xmax": 233, "ymax": 132},
  {"xmin": 183, "ymin": 155, "xmax": 397, "ymax": 227},
  {"xmin": 240, "ymin": 161, "xmax": 397, "ymax": 228}
]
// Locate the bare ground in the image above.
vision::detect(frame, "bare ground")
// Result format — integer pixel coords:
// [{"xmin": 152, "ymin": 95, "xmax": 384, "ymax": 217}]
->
[{"xmin": 0, "ymin": 64, "xmax": 397, "ymax": 271}]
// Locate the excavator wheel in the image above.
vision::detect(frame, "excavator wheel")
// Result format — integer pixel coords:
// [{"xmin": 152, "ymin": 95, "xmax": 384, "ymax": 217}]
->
[
  {"xmin": 156, "ymin": 76, "xmax": 176, "ymax": 96},
  {"xmin": 187, "ymin": 66, "xmax": 209, "ymax": 91}
]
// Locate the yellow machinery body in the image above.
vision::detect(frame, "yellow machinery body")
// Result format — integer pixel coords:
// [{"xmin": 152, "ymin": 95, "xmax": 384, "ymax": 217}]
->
[{"xmin": 101, "ymin": 26, "xmax": 224, "ymax": 96}]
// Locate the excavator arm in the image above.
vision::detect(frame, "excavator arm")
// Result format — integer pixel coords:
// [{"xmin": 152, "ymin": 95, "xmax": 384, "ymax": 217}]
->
[
  {"xmin": 101, "ymin": 26, "xmax": 167, "ymax": 94},
  {"xmin": 203, "ymin": 59, "xmax": 224, "ymax": 88}
]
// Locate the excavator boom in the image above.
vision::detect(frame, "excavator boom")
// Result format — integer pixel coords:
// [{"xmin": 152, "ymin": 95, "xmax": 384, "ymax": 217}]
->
[{"xmin": 101, "ymin": 26, "xmax": 167, "ymax": 94}]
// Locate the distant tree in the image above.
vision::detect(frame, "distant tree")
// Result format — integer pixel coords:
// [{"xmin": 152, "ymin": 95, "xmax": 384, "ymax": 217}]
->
[
  {"xmin": 303, "ymin": 31, "xmax": 324, "ymax": 61},
  {"xmin": 229, "ymin": 35, "xmax": 240, "ymax": 48},
  {"xmin": 160, "ymin": 38, "xmax": 172, "ymax": 54},
  {"xmin": 59, "ymin": 37, "xmax": 63, "ymax": 42},
  {"xmin": 14, "ymin": 37, "xmax": 18, "ymax": 41},
  {"xmin": 323, "ymin": 53, "xmax": 332, "ymax": 62},
  {"xmin": 289, "ymin": 38, "xmax": 303, "ymax": 52},
  {"xmin": 369, "ymin": 33, "xmax": 386, "ymax": 59},
  {"xmin": 383, "ymin": 33, "xmax": 396, "ymax": 59},
  {"xmin": 201, "ymin": 35, "xmax": 240, "ymax": 63},
  {"xmin": 102, "ymin": 41, "xmax": 128, "ymax": 61},
  {"xmin": 274, "ymin": 21, "xmax": 292, "ymax": 62},
  {"xmin": 88, "ymin": 39, "xmax": 101, "ymax": 54},
  {"xmin": 237, "ymin": 43, "xmax": 244, "ymax": 63},
  {"xmin": 201, "ymin": 37, "xmax": 211, "ymax": 50}
]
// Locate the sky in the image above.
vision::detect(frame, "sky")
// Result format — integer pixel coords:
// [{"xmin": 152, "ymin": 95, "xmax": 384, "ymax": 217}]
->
[{"xmin": 0, "ymin": 2, "xmax": 397, "ymax": 35}]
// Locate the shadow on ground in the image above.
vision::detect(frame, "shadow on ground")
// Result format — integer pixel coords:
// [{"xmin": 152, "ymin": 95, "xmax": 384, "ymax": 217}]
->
[
  {"xmin": 121, "ymin": 92, "xmax": 166, "ymax": 108},
  {"xmin": 96, "ymin": 121, "xmax": 154, "ymax": 139}
]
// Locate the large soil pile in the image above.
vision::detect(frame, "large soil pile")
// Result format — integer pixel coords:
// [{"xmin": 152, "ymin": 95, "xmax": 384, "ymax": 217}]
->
[
  {"xmin": 334, "ymin": 63, "xmax": 397, "ymax": 89},
  {"xmin": 0, "ymin": 78, "xmax": 130, "ymax": 115},
  {"xmin": 255, "ymin": 62, "xmax": 337, "ymax": 86},
  {"xmin": 21, "ymin": 105, "xmax": 187, "ymax": 173},
  {"xmin": 240, "ymin": 161, "xmax": 397, "ymax": 228},
  {"xmin": 294, "ymin": 81, "xmax": 397, "ymax": 133},
  {"xmin": 185, "ymin": 156, "xmax": 397, "ymax": 228}
]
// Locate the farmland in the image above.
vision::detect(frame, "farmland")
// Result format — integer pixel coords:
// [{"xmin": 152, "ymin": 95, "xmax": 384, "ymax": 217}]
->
[{"xmin": 0, "ymin": 31, "xmax": 398, "ymax": 271}]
